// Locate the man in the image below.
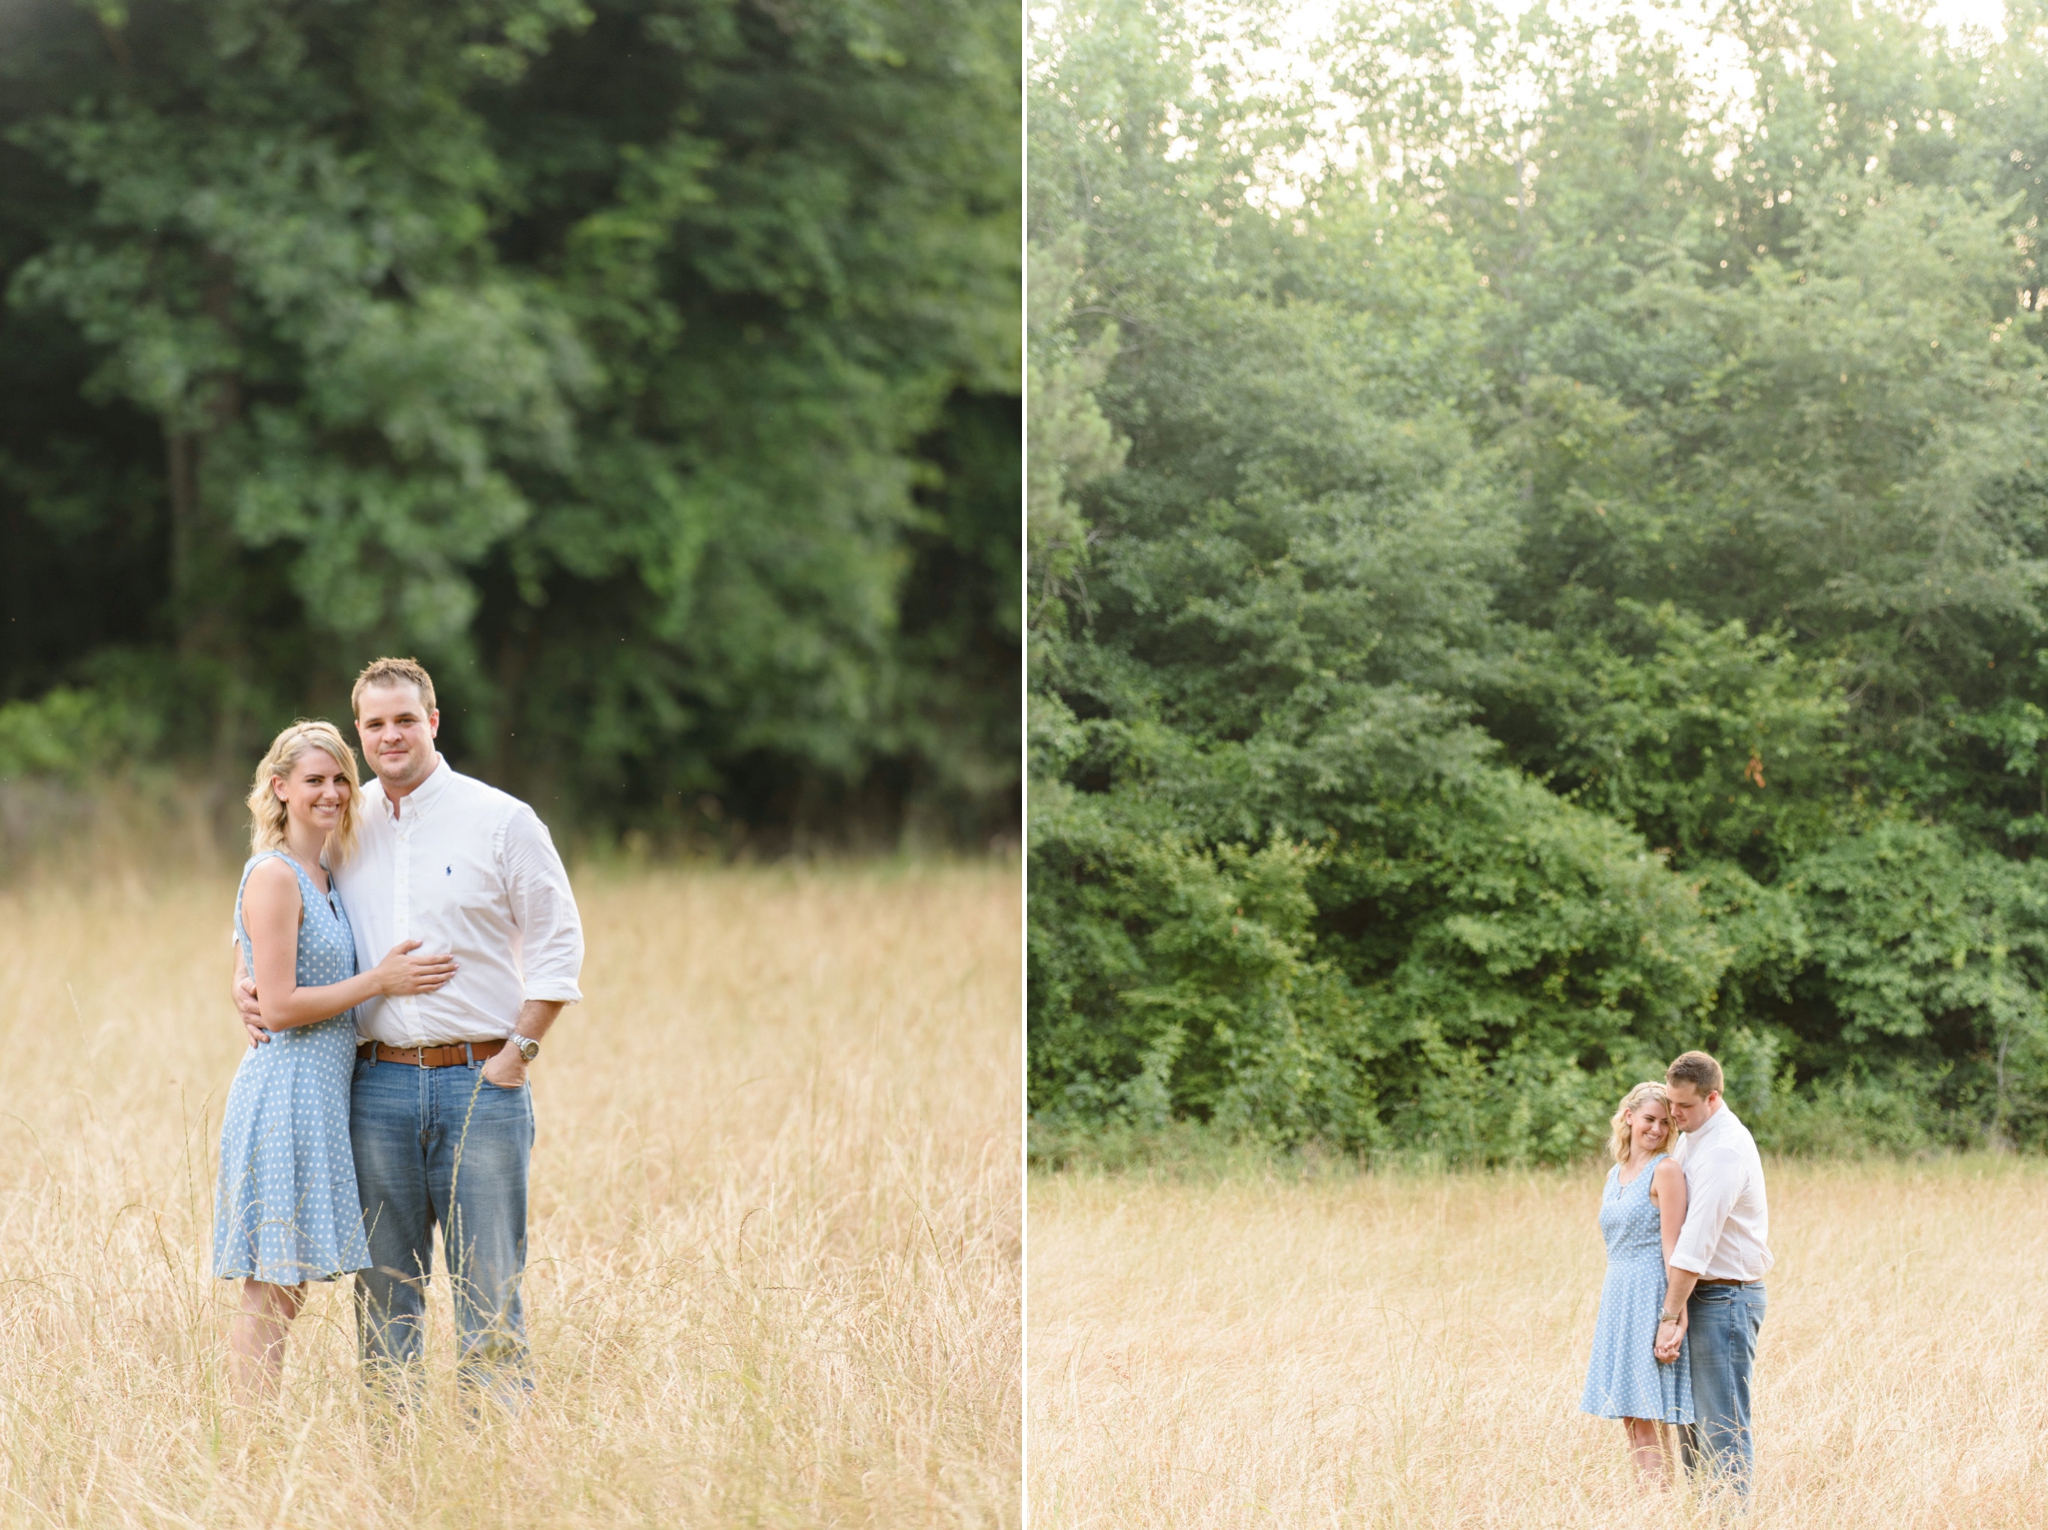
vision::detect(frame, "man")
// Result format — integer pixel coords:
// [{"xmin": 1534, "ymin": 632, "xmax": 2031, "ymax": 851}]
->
[
  {"xmin": 237, "ymin": 656, "xmax": 583, "ymax": 1403},
  {"xmin": 1655, "ymin": 1049, "xmax": 1771, "ymax": 1500}
]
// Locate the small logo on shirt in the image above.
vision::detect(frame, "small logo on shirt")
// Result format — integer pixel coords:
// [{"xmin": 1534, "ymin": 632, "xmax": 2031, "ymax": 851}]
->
[{"xmin": 445, "ymin": 866, "xmax": 453, "ymax": 875}]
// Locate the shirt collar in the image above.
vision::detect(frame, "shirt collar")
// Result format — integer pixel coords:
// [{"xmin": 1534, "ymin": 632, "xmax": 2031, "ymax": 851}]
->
[
  {"xmin": 1684, "ymin": 1102, "xmax": 1733, "ymax": 1148},
  {"xmin": 380, "ymin": 753, "xmax": 451, "ymax": 822}
]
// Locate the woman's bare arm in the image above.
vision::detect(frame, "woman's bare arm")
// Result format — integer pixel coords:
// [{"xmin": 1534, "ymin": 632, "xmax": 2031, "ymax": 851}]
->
[
  {"xmin": 1652, "ymin": 1156, "xmax": 1689, "ymax": 1268},
  {"xmin": 1651, "ymin": 1156, "xmax": 1694, "ymax": 1358},
  {"xmin": 241, "ymin": 859, "xmax": 456, "ymax": 1029}
]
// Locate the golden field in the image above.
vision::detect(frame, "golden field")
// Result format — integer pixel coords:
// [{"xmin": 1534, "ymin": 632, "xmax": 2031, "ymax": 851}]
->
[
  {"xmin": 0, "ymin": 863, "xmax": 1020, "ymax": 1528},
  {"xmin": 1029, "ymin": 1160, "xmax": 2048, "ymax": 1528}
]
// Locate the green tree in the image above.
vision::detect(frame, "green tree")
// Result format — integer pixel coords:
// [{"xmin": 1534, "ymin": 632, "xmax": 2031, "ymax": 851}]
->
[
  {"xmin": 1030, "ymin": 0, "xmax": 2048, "ymax": 1158},
  {"xmin": 0, "ymin": 0, "xmax": 1019, "ymax": 845}
]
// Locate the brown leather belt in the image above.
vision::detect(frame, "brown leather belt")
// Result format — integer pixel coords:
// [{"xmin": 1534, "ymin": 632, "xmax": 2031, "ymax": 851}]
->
[
  {"xmin": 357, "ymin": 1039, "xmax": 505, "ymax": 1068},
  {"xmin": 1695, "ymin": 1277, "xmax": 1757, "ymax": 1287}
]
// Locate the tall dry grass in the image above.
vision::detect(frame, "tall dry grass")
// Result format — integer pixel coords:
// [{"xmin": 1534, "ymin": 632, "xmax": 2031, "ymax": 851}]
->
[
  {"xmin": 1030, "ymin": 1160, "xmax": 2048, "ymax": 1528},
  {"xmin": 0, "ymin": 863, "xmax": 1020, "ymax": 1527}
]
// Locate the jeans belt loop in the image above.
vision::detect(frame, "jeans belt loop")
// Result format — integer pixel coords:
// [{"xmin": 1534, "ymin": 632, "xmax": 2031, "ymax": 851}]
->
[{"xmin": 464, "ymin": 1040, "xmax": 475, "ymax": 1067}]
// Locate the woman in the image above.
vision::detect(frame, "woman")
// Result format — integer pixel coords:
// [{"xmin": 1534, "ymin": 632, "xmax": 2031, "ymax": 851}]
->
[
  {"xmin": 213, "ymin": 721, "xmax": 455, "ymax": 1400},
  {"xmin": 1580, "ymin": 1080, "xmax": 1693, "ymax": 1487}
]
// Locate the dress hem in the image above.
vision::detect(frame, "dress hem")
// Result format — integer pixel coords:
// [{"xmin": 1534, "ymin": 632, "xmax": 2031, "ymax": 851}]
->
[
  {"xmin": 1579, "ymin": 1404, "xmax": 1696, "ymax": 1424},
  {"xmin": 214, "ymin": 1265, "xmax": 367, "ymax": 1284}
]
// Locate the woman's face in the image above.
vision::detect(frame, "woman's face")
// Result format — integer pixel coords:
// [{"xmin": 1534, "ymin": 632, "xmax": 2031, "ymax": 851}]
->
[
  {"xmin": 273, "ymin": 748, "xmax": 350, "ymax": 838},
  {"xmin": 1629, "ymin": 1096, "xmax": 1672, "ymax": 1155}
]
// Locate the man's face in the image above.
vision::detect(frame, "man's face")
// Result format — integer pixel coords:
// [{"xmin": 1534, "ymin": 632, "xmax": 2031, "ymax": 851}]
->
[
  {"xmin": 1665, "ymin": 1079, "xmax": 1718, "ymax": 1133},
  {"xmin": 355, "ymin": 682, "xmax": 439, "ymax": 792}
]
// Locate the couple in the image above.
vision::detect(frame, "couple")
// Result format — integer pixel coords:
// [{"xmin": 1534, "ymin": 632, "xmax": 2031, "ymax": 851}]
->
[
  {"xmin": 1582, "ymin": 1050, "xmax": 1772, "ymax": 1499},
  {"xmin": 211, "ymin": 657, "xmax": 584, "ymax": 1405}
]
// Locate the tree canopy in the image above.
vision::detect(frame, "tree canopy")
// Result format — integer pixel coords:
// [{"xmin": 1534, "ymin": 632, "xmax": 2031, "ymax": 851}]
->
[
  {"xmin": 1028, "ymin": 0, "xmax": 2048, "ymax": 1157},
  {"xmin": 0, "ymin": 0, "xmax": 1019, "ymax": 848}
]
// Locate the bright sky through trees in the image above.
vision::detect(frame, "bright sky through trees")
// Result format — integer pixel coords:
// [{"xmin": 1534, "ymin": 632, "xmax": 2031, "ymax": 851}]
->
[{"xmin": 1032, "ymin": 0, "xmax": 2019, "ymax": 208}]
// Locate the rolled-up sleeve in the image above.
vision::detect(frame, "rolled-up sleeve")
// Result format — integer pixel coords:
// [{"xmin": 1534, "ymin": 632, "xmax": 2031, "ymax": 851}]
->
[
  {"xmin": 500, "ymin": 806, "xmax": 584, "ymax": 1002},
  {"xmin": 1669, "ymin": 1147, "xmax": 1738, "ymax": 1274}
]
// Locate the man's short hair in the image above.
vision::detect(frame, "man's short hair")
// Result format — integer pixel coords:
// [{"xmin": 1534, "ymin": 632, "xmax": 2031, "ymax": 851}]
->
[
  {"xmin": 352, "ymin": 657, "xmax": 437, "ymax": 718},
  {"xmin": 1667, "ymin": 1050, "xmax": 1724, "ymax": 1096}
]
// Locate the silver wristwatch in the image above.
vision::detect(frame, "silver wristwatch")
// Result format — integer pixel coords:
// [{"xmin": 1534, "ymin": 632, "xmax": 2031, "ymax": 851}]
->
[{"xmin": 511, "ymin": 1034, "xmax": 541, "ymax": 1063}]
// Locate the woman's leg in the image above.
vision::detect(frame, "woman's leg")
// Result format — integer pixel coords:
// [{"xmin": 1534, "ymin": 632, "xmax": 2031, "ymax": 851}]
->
[
  {"xmin": 229, "ymin": 1279, "xmax": 304, "ymax": 1400},
  {"xmin": 1621, "ymin": 1417, "xmax": 1672, "ymax": 1487}
]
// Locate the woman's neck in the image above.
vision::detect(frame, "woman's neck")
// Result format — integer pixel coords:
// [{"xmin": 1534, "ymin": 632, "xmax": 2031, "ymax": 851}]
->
[{"xmin": 282, "ymin": 819, "xmax": 328, "ymax": 879}]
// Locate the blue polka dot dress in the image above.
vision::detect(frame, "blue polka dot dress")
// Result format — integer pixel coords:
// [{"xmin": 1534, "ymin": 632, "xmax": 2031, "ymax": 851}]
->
[
  {"xmin": 211, "ymin": 852, "xmax": 372, "ymax": 1285},
  {"xmin": 1581, "ymin": 1154, "xmax": 1694, "ymax": 1423}
]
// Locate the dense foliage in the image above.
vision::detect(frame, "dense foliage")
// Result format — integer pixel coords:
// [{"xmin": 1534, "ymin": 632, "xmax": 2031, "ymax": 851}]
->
[
  {"xmin": 0, "ymin": 0, "xmax": 1018, "ymax": 847},
  {"xmin": 1029, "ymin": 0, "xmax": 2048, "ymax": 1157}
]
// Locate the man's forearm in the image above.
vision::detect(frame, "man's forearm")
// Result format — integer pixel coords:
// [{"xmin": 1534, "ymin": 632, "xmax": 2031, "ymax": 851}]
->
[
  {"xmin": 480, "ymin": 998, "xmax": 565, "ymax": 1085},
  {"xmin": 513, "ymin": 999, "xmax": 565, "ymax": 1042},
  {"xmin": 1662, "ymin": 1266, "xmax": 1700, "ymax": 1315}
]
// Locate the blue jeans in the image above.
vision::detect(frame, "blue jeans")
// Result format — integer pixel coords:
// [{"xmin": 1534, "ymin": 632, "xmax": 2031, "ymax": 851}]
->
[
  {"xmin": 350, "ymin": 1051, "xmax": 534, "ymax": 1405},
  {"xmin": 1682, "ymin": 1282, "xmax": 1766, "ymax": 1497}
]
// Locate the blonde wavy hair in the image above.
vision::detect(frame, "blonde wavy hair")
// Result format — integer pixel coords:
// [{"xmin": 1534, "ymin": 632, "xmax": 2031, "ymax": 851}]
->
[
  {"xmin": 1608, "ymin": 1080, "xmax": 1672, "ymax": 1165},
  {"xmin": 246, "ymin": 721, "xmax": 362, "ymax": 865}
]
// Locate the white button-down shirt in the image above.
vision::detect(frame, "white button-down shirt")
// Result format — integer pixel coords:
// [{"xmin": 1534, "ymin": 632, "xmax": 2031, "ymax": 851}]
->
[
  {"xmin": 334, "ymin": 756, "xmax": 584, "ymax": 1046},
  {"xmin": 1670, "ymin": 1104, "xmax": 1773, "ymax": 1281}
]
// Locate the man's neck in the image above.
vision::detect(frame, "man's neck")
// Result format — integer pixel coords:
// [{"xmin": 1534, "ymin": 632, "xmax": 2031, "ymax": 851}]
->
[{"xmin": 380, "ymin": 754, "xmax": 440, "ymax": 817}]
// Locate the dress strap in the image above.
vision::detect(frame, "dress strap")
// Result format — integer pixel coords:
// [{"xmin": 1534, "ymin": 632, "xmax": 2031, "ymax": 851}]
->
[
  {"xmin": 237, "ymin": 849, "xmax": 294, "ymax": 900},
  {"xmin": 236, "ymin": 849, "xmax": 325, "ymax": 929},
  {"xmin": 233, "ymin": 851, "xmax": 297, "ymax": 970},
  {"xmin": 262, "ymin": 850, "xmax": 331, "ymax": 899}
]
